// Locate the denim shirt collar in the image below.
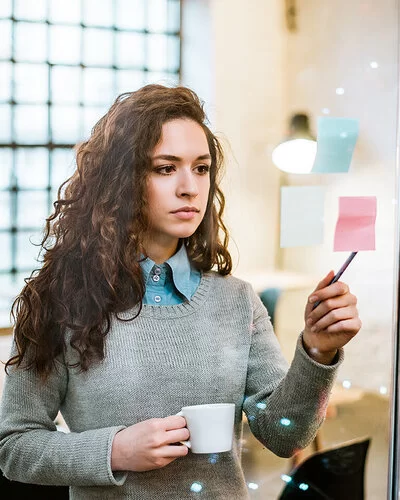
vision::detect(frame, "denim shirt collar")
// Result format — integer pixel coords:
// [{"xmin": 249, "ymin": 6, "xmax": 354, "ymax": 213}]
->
[{"xmin": 140, "ymin": 244, "xmax": 194, "ymax": 301}]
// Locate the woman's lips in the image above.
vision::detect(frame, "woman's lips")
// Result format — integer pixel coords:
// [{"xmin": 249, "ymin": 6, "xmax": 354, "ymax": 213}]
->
[{"xmin": 171, "ymin": 210, "xmax": 198, "ymax": 220}]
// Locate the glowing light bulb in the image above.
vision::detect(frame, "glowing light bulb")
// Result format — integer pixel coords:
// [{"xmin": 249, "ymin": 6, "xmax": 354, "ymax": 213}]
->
[
  {"xmin": 322, "ymin": 108, "xmax": 330, "ymax": 115},
  {"xmin": 370, "ymin": 61, "xmax": 379, "ymax": 69},
  {"xmin": 281, "ymin": 474, "xmax": 292, "ymax": 483},
  {"xmin": 342, "ymin": 380, "xmax": 352, "ymax": 389},
  {"xmin": 280, "ymin": 418, "xmax": 291, "ymax": 427},
  {"xmin": 272, "ymin": 139, "xmax": 317, "ymax": 174},
  {"xmin": 190, "ymin": 482, "xmax": 203, "ymax": 493},
  {"xmin": 336, "ymin": 87, "xmax": 345, "ymax": 95},
  {"xmin": 248, "ymin": 482, "xmax": 259, "ymax": 490}
]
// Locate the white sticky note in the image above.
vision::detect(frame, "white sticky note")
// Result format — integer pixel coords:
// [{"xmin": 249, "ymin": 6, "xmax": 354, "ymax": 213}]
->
[{"xmin": 280, "ymin": 186, "xmax": 325, "ymax": 247}]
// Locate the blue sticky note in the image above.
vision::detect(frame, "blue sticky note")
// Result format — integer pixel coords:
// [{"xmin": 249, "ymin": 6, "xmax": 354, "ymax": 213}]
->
[
  {"xmin": 280, "ymin": 186, "xmax": 325, "ymax": 248},
  {"xmin": 311, "ymin": 117, "xmax": 359, "ymax": 173}
]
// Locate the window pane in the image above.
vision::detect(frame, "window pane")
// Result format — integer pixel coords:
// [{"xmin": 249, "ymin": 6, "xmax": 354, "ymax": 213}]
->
[
  {"xmin": 51, "ymin": 148, "xmax": 75, "ymax": 191},
  {"xmin": 116, "ymin": 32, "xmax": 145, "ymax": 68},
  {"xmin": 14, "ymin": 22, "xmax": 47, "ymax": 63},
  {"xmin": 83, "ymin": 0, "xmax": 114, "ymax": 27},
  {"xmin": 0, "ymin": 104, "xmax": 11, "ymax": 142},
  {"xmin": 0, "ymin": 149, "xmax": 13, "ymax": 189},
  {"xmin": 49, "ymin": 0, "xmax": 81, "ymax": 24},
  {"xmin": 49, "ymin": 25, "xmax": 82, "ymax": 65},
  {"xmin": 145, "ymin": 71, "xmax": 179, "ymax": 86},
  {"xmin": 16, "ymin": 230, "xmax": 44, "ymax": 271},
  {"xmin": 83, "ymin": 28, "xmax": 114, "ymax": 66},
  {"xmin": 116, "ymin": 69, "xmax": 144, "ymax": 95},
  {"xmin": 83, "ymin": 68, "xmax": 115, "ymax": 105},
  {"xmin": 0, "ymin": 0, "xmax": 11, "ymax": 19},
  {"xmin": 17, "ymin": 191, "xmax": 49, "ymax": 228},
  {"xmin": 15, "ymin": 0, "xmax": 47, "ymax": 21},
  {"xmin": 0, "ymin": 234, "xmax": 11, "ymax": 271},
  {"xmin": 167, "ymin": 0, "xmax": 181, "ymax": 32},
  {"xmin": 147, "ymin": 34, "xmax": 168, "ymax": 71},
  {"xmin": 147, "ymin": 0, "xmax": 168, "ymax": 32},
  {"xmin": 14, "ymin": 63, "xmax": 49, "ymax": 103},
  {"xmin": 167, "ymin": 35, "xmax": 180, "ymax": 72},
  {"xmin": 51, "ymin": 106, "xmax": 82, "ymax": 144},
  {"xmin": 15, "ymin": 148, "xmax": 49, "ymax": 189},
  {"xmin": 116, "ymin": 0, "xmax": 145, "ymax": 30},
  {"xmin": 0, "ymin": 62, "xmax": 11, "ymax": 102},
  {"xmin": 14, "ymin": 105, "xmax": 48, "ymax": 144},
  {"xmin": 51, "ymin": 66, "xmax": 81, "ymax": 104},
  {"xmin": 0, "ymin": 20, "xmax": 12, "ymax": 59},
  {"xmin": 0, "ymin": 191, "xmax": 11, "ymax": 229},
  {"xmin": 82, "ymin": 106, "xmax": 108, "ymax": 139}
]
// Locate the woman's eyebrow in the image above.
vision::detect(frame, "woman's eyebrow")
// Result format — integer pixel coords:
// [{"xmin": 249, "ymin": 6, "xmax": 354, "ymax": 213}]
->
[{"xmin": 152, "ymin": 154, "xmax": 211, "ymax": 161}]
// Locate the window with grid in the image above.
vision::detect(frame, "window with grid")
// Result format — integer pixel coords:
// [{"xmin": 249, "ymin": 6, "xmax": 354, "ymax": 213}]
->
[{"xmin": 0, "ymin": 0, "xmax": 181, "ymax": 324}]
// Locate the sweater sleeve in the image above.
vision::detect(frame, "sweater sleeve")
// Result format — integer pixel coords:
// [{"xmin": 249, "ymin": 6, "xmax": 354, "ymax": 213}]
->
[
  {"xmin": 0, "ymin": 341, "xmax": 127, "ymax": 487},
  {"xmin": 242, "ymin": 286, "xmax": 343, "ymax": 458}
]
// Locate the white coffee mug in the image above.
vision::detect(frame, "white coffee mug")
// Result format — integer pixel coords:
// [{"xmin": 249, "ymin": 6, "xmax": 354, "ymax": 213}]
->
[{"xmin": 176, "ymin": 403, "xmax": 235, "ymax": 454}]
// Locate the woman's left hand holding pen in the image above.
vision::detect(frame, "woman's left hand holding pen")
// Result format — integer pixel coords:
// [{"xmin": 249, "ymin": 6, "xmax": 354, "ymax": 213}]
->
[{"xmin": 302, "ymin": 271, "xmax": 362, "ymax": 365}]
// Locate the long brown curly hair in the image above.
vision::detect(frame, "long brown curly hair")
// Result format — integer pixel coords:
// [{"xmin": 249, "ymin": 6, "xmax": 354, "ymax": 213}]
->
[{"xmin": 6, "ymin": 84, "xmax": 232, "ymax": 380}]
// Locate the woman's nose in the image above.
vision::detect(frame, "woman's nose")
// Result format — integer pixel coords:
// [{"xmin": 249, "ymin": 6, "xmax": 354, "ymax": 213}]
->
[{"xmin": 176, "ymin": 171, "xmax": 199, "ymax": 198}]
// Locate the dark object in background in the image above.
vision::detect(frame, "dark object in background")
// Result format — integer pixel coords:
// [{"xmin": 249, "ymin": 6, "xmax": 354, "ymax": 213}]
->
[
  {"xmin": 259, "ymin": 287, "xmax": 282, "ymax": 327},
  {"xmin": 278, "ymin": 437, "xmax": 371, "ymax": 500},
  {"xmin": 0, "ymin": 469, "xmax": 69, "ymax": 499}
]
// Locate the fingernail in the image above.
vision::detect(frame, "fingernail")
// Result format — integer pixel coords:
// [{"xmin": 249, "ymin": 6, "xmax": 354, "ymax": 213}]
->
[
  {"xmin": 311, "ymin": 326, "xmax": 317, "ymax": 332},
  {"xmin": 309, "ymin": 295, "xmax": 317, "ymax": 303},
  {"xmin": 306, "ymin": 318, "xmax": 313, "ymax": 326}
]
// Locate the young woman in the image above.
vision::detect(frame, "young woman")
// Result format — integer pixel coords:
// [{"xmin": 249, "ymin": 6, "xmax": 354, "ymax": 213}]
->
[{"xmin": 0, "ymin": 85, "xmax": 361, "ymax": 499}]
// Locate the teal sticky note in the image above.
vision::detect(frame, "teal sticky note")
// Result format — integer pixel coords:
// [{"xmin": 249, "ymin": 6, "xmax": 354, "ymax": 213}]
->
[{"xmin": 311, "ymin": 117, "xmax": 359, "ymax": 173}]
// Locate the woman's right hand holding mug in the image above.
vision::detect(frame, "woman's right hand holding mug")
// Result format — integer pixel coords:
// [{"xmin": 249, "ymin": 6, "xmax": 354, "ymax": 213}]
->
[{"xmin": 111, "ymin": 415, "xmax": 189, "ymax": 472}]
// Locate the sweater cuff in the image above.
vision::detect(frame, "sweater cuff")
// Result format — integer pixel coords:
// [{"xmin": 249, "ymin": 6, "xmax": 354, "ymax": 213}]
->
[
  {"xmin": 107, "ymin": 426, "xmax": 128, "ymax": 486},
  {"xmin": 296, "ymin": 332, "xmax": 344, "ymax": 372}
]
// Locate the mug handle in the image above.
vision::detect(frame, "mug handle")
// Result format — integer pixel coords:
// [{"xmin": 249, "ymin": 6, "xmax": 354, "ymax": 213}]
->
[{"xmin": 176, "ymin": 411, "xmax": 191, "ymax": 448}]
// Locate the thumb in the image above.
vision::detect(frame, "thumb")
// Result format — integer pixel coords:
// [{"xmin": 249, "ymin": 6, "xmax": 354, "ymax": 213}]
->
[
  {"xmin": 312, "ymin": 270, "xmax": 335, "ymax": 294},
  {"xmin": 305, "ymin": 270, "xmax": 335, "ymax": 316}
]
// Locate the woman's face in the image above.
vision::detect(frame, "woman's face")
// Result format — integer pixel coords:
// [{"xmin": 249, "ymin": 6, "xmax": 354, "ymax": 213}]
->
[{"xmin": 145, "ymin": 118, "xmax": 211, "ymax": 259}]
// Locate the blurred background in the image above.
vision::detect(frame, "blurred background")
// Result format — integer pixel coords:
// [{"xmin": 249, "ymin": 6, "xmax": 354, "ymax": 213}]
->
[{"xmin": 0, "ymin": 0, "xmax": 399, "ymax": 498}]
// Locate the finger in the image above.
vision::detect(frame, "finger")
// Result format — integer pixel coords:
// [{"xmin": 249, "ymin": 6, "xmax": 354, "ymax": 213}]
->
[
  {"xmin": 158, "ymin": 444, "xmax": 190, "ymax": 458},
  {"xmin": 305, "ymin": 271, "xmax": 335, "ymax": 315},
  {"xmin": 307, "ymin": 293, "xmax": 357, "ymax": 324},
  {"xmin": 312, "ymin": 271, "xmax": 335, "ymax": 294},
  {"xmin": 310, "ymin": 306, "xmax": 358, "ymax": 332},
  {"xmin": 163, "ymin": 415, "xmax": 187, "ymax": 430},
  {"xmin": 324, "ymin": 317, "xmax": 362, "ymax": 336},
  {"xmin": 307, "ymin": 280, "xmax": 350, "ymax": 312},
  {"xmin": 165, "ymin": 427, "xmax": 190, "ymax": 444}
]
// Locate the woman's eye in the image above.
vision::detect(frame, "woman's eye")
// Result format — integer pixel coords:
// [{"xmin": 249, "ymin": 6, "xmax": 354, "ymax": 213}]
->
[
  {"xmin": 155, "ymin": 165, "xmax": 175, "ymax": 175},
  {"xmin": 196, "ymin": 164, "xmax": 210, "ymax": 174}
]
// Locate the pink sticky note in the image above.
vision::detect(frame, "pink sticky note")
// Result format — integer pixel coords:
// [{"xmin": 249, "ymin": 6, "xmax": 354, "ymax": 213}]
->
[{"xmin": 334, "ymin": 196, "xmax": 377, "ymax": 251}]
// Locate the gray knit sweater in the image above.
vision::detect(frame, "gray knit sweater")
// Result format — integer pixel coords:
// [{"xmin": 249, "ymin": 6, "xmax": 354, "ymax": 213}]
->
[{"xmin": 0, "ymin": 272, "xmax": 342, "ymax": 499}]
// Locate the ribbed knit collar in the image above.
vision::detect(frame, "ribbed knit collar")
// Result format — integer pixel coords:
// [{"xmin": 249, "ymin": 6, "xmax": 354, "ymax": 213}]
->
[{"xmin": 118, "ymin": 272, "xmax": 215, "ymax": 320}]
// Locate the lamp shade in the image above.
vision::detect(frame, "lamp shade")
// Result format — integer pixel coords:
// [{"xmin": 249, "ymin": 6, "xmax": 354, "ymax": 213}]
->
[
  {"xmin": 272, "ymin": 113, "xmax": 317, "ymax": 174},
  {"xmin": 272, "ymin": 138, "xmax": 317, "ymax": 174}
]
